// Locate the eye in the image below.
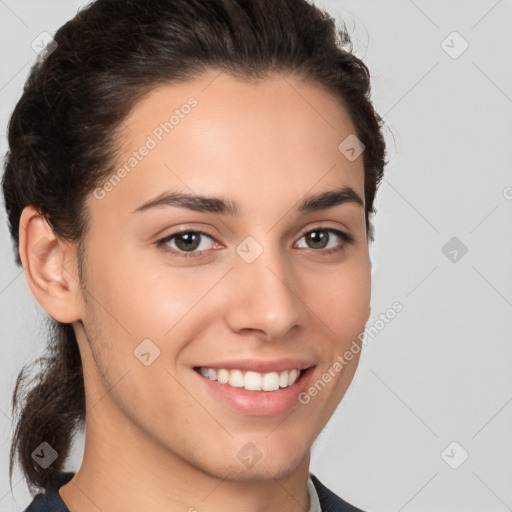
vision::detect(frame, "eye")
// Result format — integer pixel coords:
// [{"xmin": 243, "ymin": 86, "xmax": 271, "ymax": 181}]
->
[
  {"xmin": 157, "ymin": 230, "xmax": 218, "ymax": 259},
  {"xmin": 295, "ymin": 227, "xmax": 354, "ymax": 253}
]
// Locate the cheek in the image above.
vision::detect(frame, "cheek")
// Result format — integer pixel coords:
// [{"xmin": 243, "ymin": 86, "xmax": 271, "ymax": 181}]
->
[
  {"xmin": 85, "ymin": 242, "xmax": 223, "ymax": 339},
  {"xmin": 307, "ymin": 258, "xmax": 371, "ymax": 339}
]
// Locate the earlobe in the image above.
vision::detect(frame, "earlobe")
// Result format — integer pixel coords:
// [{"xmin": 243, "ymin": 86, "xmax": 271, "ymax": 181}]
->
[{"xmin": 18, "ymin": 206, "xmax": 82, "ymax": 323}]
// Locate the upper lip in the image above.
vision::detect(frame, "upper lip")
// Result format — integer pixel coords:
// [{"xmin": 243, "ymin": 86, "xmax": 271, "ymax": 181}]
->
[{"xmin": 194, "ymin": 358, "xmax": 315, "ymax": 374}]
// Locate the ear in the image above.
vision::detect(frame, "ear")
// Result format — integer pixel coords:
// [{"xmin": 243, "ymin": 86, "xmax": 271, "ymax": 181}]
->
[{"xmin": 18, "ymin": 206, "xmax": 83, "ymax": 323}]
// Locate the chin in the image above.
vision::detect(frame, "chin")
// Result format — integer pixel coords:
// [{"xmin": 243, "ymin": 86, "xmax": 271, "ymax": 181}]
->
[{"xmin": 201, "ymin": 442, "xmax": 310, "ymax": 482}]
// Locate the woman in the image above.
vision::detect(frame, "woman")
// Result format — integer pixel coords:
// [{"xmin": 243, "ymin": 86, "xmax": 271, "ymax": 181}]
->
[{"xmin": 3, "ymin": 0, "xmax": 387, "ymax": 510}]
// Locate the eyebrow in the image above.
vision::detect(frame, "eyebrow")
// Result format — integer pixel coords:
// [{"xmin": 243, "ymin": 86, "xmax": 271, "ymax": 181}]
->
[{"xmin": 131, "ymin": 186, "xmax": 364, "ymax": 215}]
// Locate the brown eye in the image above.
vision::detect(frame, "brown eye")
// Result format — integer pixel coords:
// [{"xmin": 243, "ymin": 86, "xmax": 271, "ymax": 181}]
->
[
  {"xmin": 303, "ymin": 230, "xmax": 329, "ymax": 249},
  {"xmin": 157, "ymin": 230, "xmax": 217, "ymax": 256},
  {"xmin": 173, "ymin": 232, "xmax": 202, "ymax": 251},
  {"xmin": 295, "ymin": 228, "xmax": 354, "ymax": 252}
]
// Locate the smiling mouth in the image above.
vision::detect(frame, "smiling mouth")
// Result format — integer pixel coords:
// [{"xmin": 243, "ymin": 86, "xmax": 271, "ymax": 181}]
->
[{"xmin": 194, "ymin": 366, "xmax": 307, "ymax": 392}]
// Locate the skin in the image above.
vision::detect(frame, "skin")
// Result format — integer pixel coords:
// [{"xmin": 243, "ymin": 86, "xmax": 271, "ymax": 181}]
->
[{"xmin": 19, "ymin": 70, "xmax": 371, "ymax": 512}]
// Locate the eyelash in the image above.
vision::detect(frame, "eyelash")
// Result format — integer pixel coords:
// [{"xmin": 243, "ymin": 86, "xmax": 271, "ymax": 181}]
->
[{"xmin": 156, "ymin": 227, "xmax": 355, "ymax": 260}]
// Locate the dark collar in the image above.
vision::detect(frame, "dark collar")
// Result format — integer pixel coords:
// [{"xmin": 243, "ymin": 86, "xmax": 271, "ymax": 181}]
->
[{"xmin": 310, "ymin": 473, "xmax": 365, "ymax": 512}]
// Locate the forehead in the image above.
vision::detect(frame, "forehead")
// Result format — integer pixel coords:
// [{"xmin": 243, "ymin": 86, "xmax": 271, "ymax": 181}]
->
[{"xmin": 88, "ymin": 71, "xmax": 365, "ymax": 218}]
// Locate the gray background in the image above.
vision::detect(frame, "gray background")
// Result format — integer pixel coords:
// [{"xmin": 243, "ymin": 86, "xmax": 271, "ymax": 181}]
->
[{"xmin": 1, "ymin": 1, "xmax": 511, "ymax": 511}]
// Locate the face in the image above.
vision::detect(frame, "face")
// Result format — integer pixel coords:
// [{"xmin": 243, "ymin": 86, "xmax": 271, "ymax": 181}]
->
[{"xmin": 74, "ymin": 71, "xmax": 371, "ymax": 481}]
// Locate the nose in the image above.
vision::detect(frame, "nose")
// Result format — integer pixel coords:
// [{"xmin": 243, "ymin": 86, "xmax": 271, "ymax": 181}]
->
[{"xmin": 223, "ymin": 244, "xmax": 303, "ymax": 340}]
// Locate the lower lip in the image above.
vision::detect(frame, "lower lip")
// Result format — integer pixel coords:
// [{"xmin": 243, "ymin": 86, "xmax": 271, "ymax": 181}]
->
[{"xmin": 194, "ymin": 367, "xmax": 315, "ymax": 417}]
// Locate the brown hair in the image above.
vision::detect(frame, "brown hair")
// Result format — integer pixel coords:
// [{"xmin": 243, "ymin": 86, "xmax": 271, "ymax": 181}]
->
[{"xmin": 2, "ymin": 0, "xmax": 387, "ymax": 494}]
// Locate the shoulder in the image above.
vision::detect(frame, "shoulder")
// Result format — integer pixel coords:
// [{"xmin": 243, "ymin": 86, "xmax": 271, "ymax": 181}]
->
[
  {"xmin": 310, "ymin": 473, "xmax": 366, "ymax": 512},
  {"xmin": 23, "ymin": 472, "xmax": 74, "ymax": 512}
]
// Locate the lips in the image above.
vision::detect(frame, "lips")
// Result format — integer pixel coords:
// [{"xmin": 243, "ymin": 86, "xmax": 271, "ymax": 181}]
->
[{"xmin": 192, "ymin": 359, "xmax": 317, "ymax": 416}]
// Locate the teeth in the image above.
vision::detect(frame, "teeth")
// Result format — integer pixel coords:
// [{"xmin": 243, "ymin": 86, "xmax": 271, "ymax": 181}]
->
[
  {"xmin": 198, "ymin": 367, "xmax": 303, "ymax": 391},
  {"xmin": 244, "ymin": 371, "xmax": 262, "ymax": 391},
  {"xmin": 228, "ymin": 369, "xmax": 244, "ymax": 388},
  {"xmin": 262, "ymin": 372, "xmax": 280, "ymax": 391},
  {"xmin": 288, "ymin": 368, "xmax": 299, "ymax": 386},
  {"xmin": 217, "ymin": 369, "xmax": 229, "ymax": 384}
]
